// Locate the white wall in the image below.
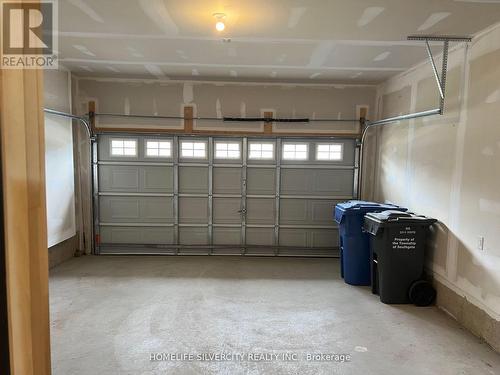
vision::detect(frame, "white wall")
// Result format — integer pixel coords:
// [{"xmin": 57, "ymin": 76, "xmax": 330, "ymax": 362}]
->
[
  {"xmin": 367, "ymin": 23, "xmax": 500, "ymax": 320},
  {"xmin": 44, "ymin": 70, "xmax": 76, "ymax": 247}
]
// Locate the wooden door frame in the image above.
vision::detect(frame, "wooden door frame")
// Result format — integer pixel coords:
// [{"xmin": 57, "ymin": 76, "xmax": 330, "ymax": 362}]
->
[{"xmin": 0, "ymin": 47, "xmax": 52, "ymax": 375}]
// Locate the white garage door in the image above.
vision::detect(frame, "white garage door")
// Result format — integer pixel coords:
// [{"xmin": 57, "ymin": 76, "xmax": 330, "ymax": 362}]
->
[{"xmin": 94, "ymin": 134, "xmax": 357, "ymax": 256}]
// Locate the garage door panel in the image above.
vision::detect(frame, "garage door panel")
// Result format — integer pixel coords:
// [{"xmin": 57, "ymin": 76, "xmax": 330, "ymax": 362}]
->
[
  {"xmin": 179, "ymin": 197, "xmax": 208, "ymax": 223},
  {"xmin": 246, "ymin": 228, "xmax": 274, "ymax": 246},
  {"xmin": 280, "ymin": 229, "xmax": 337, "ymax": 248},
  {"xmin": 99, "ymin": 165, "xmax": 172, "ymax": 193},
  {"xmin": 142, "ymin": 197, "xmax": 174, "ymax": 222},
  {"xmin": 247, "ymin": 168, "xmax": 275, "ymax": 195},
  {"xmin": 311, "ymin": 229, "xmax": 339, "ymax": 248},
  {"xmin": 100, "ymin": 197, "xmax": 139, "ymax": 221},
  {"xmin": 213, "ymin": 167, "xmax": 242, "ymax": 194},
  {"xmin": 99, "ymin": 166, "xmax": 139, "ymax": 192},
  {"xmin": 213, "ymin": 198, "xmax": 241, "ymax": 224},
  {"xmin": 280, "ymin": 200, "xmax": 307, "ymax": 225},
  {"xmin": 311, "ymin": 200, "xmax": 340, "ymax": 225},
  {"xmin": 279, "ymin": 229, "xmax": 308, "ymax": 247},
  {"xmin": 280, "ymin": 199, "xmax": 340, "ymax": 226},
  {"xmin": 280, "ymin": 169, "xmax": 308, "ymax": 195},
  {"xmin": 280, "ymin": 169, "xmax": 354, "ymax": 196},
  {"xmin": 100, "ymin": 196, "xmax": 173, "ymax": 223},
  {"xmin": 142, "ymin": 167, "xmax": 173, "ymax": 192},
  {"xmin": 313, "ymin": 169, "xmax": 353, "ymax": 195},
  {"xmin": 246, "ymin": 198, "xmax": 275, "ymax": 224},
  {"xmin": 213, "ymin": 228, "xmax": 241, "ymax": 245},
  {"xmin": 179, "ymin": 167, "xmax": 208, "ymax": 193},
  {"xmin": 100, "ymin": 226, "xmax": 174, "ymax": 244},
  {"xmin": 179, "ymin": 227, "xmax": 208, "ymax": 245}
]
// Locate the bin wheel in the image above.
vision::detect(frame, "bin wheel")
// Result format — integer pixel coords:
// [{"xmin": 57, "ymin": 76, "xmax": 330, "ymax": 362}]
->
[{"xmin": 408, "ymin": 280, "xmax": 436, "ymax": 307}]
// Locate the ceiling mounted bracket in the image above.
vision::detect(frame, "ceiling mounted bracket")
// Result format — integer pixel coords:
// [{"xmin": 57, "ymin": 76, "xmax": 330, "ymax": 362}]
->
[{"xmin": 408, "ymin": 35, "xmax": 472, "ymax": 115}]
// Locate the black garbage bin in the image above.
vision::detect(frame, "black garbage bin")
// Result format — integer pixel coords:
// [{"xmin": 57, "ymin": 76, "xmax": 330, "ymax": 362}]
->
[{"xmin": 363, "ymin": 210, "xmax": 436, "ymax": 304}]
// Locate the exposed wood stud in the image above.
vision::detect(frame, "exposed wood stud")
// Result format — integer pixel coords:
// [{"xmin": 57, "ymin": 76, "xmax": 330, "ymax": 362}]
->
[
  {"xmin": 88, "ymin": 101, "xmax": 96, "ymax": 132},
  {"xmin": 184, "ymin": 106, "xmax": 194, "ymax": 132},
  {"xmin": 263, "ymin": 111, "xmax": 274, "ymax": 134},
  {"xmin": 359, "ymin": 107, "xmax": 367, "ymax": 137}
]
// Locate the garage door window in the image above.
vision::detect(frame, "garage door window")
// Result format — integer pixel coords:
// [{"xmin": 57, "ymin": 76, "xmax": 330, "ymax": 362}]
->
[
  {"xmin": 215, "ymin": 142, "xmax": 241, "ymax": 159},
  {"xmin": 181, "ymin": 141, "xmax": 207, "ymax": 158},
  {"xmin": 110, "ymin": 139, "xmax": 137, "ymax": 157},
  {"xmin": 316, "ymin": 144, "xmax": 343, "ymax": 161},
  {"xmin": 282, "ymin": 143, "xmax": 308, "ymax": 160},
  {"xmin": 249, "ymin": 142, "xmax": 274, "ymax": 160},
  {"xmin": 145, "ymin": 140, "xmax": 172, "ymax": 158}
]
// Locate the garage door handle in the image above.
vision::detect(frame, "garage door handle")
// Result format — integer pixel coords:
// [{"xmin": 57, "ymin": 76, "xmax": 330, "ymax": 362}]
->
[{"xmin": 238, "ymin": 209, "xmax": 247, "ymax": 214}]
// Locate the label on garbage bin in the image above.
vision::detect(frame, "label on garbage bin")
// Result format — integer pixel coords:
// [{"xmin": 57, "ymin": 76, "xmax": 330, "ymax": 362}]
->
[{"xmin": 391, "ymin": 227, "xmax": 417, "ymax": 251}]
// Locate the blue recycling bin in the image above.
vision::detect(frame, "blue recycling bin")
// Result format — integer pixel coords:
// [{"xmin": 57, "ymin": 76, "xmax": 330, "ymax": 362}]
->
[{"xmin": 334, "ymin": 201, "xmax": 407, "ymax": 285}]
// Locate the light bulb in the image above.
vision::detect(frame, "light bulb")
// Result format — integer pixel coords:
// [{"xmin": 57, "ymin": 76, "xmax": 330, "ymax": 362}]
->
[{"xmin": 216, "ymin": 21, "xmax": 225, "ymax": 31}]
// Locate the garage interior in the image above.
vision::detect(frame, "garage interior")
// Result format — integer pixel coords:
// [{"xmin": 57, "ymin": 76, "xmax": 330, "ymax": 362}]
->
[{"xmin": 1, "ymin": 0, "xmax": 500, "ymax": 374}]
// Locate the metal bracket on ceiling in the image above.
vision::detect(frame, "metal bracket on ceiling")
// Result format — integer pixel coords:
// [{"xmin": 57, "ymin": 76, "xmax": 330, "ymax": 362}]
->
[
  {"xmin": 364, "ymin": 35, "xmax": 472, "ymax": 128},
  {"xmin": 407, "ymin": 35, "xmax": 472, "ymax": 115}
]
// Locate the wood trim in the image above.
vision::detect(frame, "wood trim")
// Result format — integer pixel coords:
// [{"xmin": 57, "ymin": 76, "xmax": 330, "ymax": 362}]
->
[
  {"xmin": 0, "ymin": 67, "xmax": 51, "ymax": 374},
  {"xmin": 0, "ymin": 69, "xmax": 11, "ymax": 375},
  {"xmin": 263, "ymin": 111, "xmax": 273, "ymax": 134},
  {"xmin": 184, "ymin": 106, "xmax": 193, "ymax": 132}
]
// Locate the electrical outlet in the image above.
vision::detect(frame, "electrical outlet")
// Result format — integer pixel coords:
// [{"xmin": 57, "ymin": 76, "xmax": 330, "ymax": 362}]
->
[{"xmin": 478, "ymin": 236, "xmax": 485, "ymax": 251}]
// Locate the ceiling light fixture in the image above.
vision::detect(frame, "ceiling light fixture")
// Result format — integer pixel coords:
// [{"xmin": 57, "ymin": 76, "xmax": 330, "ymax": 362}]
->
[{"xmin": 213, "ymin": 13, "xmax": 226, "ymax": 32}]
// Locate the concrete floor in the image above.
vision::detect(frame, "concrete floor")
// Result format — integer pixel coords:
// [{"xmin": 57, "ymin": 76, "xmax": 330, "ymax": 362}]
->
[{"xmin": 49, "ymin": 256, "xmax": 500, "ymax": 375}]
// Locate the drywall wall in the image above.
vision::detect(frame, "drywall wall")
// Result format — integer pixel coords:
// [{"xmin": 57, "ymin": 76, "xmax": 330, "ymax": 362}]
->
[
  {"xmin": 367, "ymin": 24, "xmax": 500, "ymax": 328},
  {"xmin": 44, "ymin": 70, "xmax": 76, "ymax": 248},
  {"xmin": 73, "ymin": 78, "xmax": 375, "ymax": 134}
]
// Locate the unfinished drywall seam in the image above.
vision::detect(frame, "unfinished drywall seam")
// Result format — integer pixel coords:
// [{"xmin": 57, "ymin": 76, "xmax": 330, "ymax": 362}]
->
[
  {"xmin": 215, "ymin": 98, "xmax": 222, "ymax": 119},
  {"xmin": 445, "ymin": 44, "xmax": 471, "ymax": 283},
  {"xmin": 183, "ymin": 82, "xmax": 194, "ymax": 104},
  {"xmin": 240, "ymin": 102, "xmax": 246, "ymax": 118}
]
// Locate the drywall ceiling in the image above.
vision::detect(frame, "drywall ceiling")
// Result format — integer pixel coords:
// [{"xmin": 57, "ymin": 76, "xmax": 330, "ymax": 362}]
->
[{"xmin": 59, "ymin": 0, "xmax": 500, "ymax": 84}]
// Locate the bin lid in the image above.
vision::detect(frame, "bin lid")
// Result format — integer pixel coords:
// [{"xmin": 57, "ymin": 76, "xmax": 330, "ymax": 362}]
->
[
  {"xmin": 364, "ymin": 210, "xmax": 437, "ymax": 227},
  {"xmin": 334, "ymin": 200, "xmax": 406, "ymax": 223}
]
